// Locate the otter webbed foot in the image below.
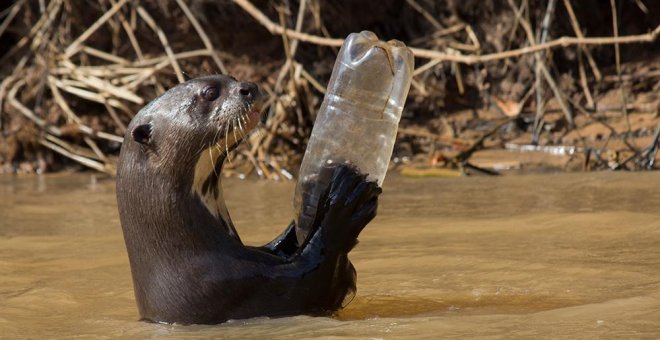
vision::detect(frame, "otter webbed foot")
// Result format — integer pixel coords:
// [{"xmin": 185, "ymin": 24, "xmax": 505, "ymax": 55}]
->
[
  {"xmin": 313, "ymin": 164, "xmax": 382, "ymax": 254},
  {"xmin": 261, "ymin": 165, "xmax": 381, "ymax": 258}
]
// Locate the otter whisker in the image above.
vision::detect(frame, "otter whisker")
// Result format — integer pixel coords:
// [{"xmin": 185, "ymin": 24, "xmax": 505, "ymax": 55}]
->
[
  {"xmin": 232, "ymin": 116, "xmax": 240, "ymax": 145},
  {"xmin": 244, "ymin": 119, "xmax": 262, "ymax": 151},
  {"xmin": 241, "ymin": 101, "xmax": 249, "ymax": 115},
  {"xmin": 210, "ymin": 126, "xmax": 222, "ymax": 152},
  {"xmin": 209, "ymin": 144, "xmax": 219, "ymax": 177},
  {"xmin": 213, "ymin": 142, "xmax": 223, "ymax": 156},
  {"xmin": 236, "ymin": 114, "xmax": 245, "ymax": 140},
  {"xmin": 239, "ymin": 112, "xmax": 256, "ymax": 150},
  {"xmin": 197, "ymin": 117, "xmax": 221, "ymax": 158},
  {"xmin": 237, "ymin": 112, "xmax": 251, "ymax": 140},
  {"xmin": 239, "ymin": 112, "xmax": 249, "ymax": 134},
  {"xmin": 224, "ymin": 119, "xmax": 233, "ymax": 165}
]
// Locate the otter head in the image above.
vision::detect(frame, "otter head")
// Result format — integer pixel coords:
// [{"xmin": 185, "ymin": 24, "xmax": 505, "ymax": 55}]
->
[
  {"xmin": 118, "ymin": 75, "xmax": 264, "ymax": 239},
  {"xmin": 125, "ymin": 75, "xmax": 263, "ymax": 169}
]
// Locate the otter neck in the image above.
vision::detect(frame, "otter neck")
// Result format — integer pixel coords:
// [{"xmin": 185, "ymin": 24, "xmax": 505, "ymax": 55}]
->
[{"xmin": 116, "ymin": 147, "xmax": 238, "ymax": 259}]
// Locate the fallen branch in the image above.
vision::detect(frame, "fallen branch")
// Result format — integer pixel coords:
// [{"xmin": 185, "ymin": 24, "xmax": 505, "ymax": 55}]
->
[
  {"xmin": 39, "ymin": 137, "xmax": 112, "ymax": 174},
  {"xmin": 232, "ymin": 0, "xmax": 660, "ymax": 64},
  {"xmin": 452, "ymin": 117, "xmax": 517, "ymax": 163}
]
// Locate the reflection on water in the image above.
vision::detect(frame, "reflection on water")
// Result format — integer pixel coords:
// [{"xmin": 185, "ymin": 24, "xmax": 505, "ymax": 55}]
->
[{"xmin": 1, "ymin": 172, "xmax": 660, "ymax": 337}]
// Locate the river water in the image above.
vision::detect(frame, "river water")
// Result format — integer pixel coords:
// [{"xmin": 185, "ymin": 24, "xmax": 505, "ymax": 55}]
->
[{"xmin": 1, "ymin": 171, "xmax": 660, "ymax": 338}]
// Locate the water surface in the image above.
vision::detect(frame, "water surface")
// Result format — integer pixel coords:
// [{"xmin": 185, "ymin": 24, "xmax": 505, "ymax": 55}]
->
[{"xmin": 1, "ymin": 172, "xmax": 660, "ymax": 338}]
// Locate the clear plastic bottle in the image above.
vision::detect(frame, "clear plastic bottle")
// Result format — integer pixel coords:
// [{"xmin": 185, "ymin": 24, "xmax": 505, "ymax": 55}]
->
[{"xmin": 293, "ymin": 31, "xmax": 414, "ymax": 244}]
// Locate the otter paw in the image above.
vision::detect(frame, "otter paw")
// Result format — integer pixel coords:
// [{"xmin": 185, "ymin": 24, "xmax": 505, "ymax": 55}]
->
[{"xmin": 319, "ymin": 164, "xmax": 381, "ymax": 253}]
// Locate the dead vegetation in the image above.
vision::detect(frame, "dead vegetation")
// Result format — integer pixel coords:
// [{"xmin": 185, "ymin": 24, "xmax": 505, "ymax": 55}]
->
[{"xmin": 0, "ymin": 0, "xmax": 658, "ymax": 177}]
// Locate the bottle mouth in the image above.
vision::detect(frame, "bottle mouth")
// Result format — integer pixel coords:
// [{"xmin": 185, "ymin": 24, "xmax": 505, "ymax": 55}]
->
[
  {"xmin": 342, "ymin": 31, "xmax": 414, "ymax": 77},
  {"xmin": 320, "ymin": 31, "xmax": 413, "ymax": 124}
]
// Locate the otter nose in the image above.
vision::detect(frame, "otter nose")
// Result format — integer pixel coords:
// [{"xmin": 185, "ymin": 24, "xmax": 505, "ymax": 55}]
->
[{"xmin": 235, "ymin": 82, "xmax": 258, "ymax": 99}]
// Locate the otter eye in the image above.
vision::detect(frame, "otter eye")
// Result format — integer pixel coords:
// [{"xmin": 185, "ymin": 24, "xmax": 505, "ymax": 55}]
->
[{"xmin": 202, "ymin": 86, "xmax": 220, "ymax": 101}]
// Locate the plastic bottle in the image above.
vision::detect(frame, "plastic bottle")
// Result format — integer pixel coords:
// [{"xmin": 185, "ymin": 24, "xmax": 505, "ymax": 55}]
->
[{"xmin": 293, "ymin": 31, "xmax": 414, "ymax": 244}]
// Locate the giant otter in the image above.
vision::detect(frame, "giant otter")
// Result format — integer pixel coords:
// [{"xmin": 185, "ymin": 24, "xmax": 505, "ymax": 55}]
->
[{"xmin": 116, "ymin": 75, "xmax": 381, "ymax": 325}]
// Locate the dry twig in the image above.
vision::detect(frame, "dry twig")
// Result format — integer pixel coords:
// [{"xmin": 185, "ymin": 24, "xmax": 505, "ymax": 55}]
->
[{"xmin": 232, "ymin": 0, "xmax": 659, "ymax": 64}]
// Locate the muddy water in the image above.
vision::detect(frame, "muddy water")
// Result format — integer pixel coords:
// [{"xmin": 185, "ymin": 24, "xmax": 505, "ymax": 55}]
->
[{"xmin": 1, "ymin": 172, "xmax": 660, "ymax": 338}]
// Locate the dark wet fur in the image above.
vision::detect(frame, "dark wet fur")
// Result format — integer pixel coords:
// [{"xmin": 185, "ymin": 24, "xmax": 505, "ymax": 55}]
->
[{"xmin": 116, "ymin": 75, "xmax": 381, "ymax": 325}]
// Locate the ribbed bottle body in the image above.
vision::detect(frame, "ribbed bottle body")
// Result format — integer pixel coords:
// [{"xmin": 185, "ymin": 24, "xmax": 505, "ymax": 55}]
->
[{"xmin": 293, "ymin": 31, "xmax": 414, "ymax": 243}]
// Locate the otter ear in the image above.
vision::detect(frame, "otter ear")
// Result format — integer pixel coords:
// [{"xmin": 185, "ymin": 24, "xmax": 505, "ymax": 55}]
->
[{"xmin": 131, "ymin": 123, "xmax": 153, "ymax": 145}]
